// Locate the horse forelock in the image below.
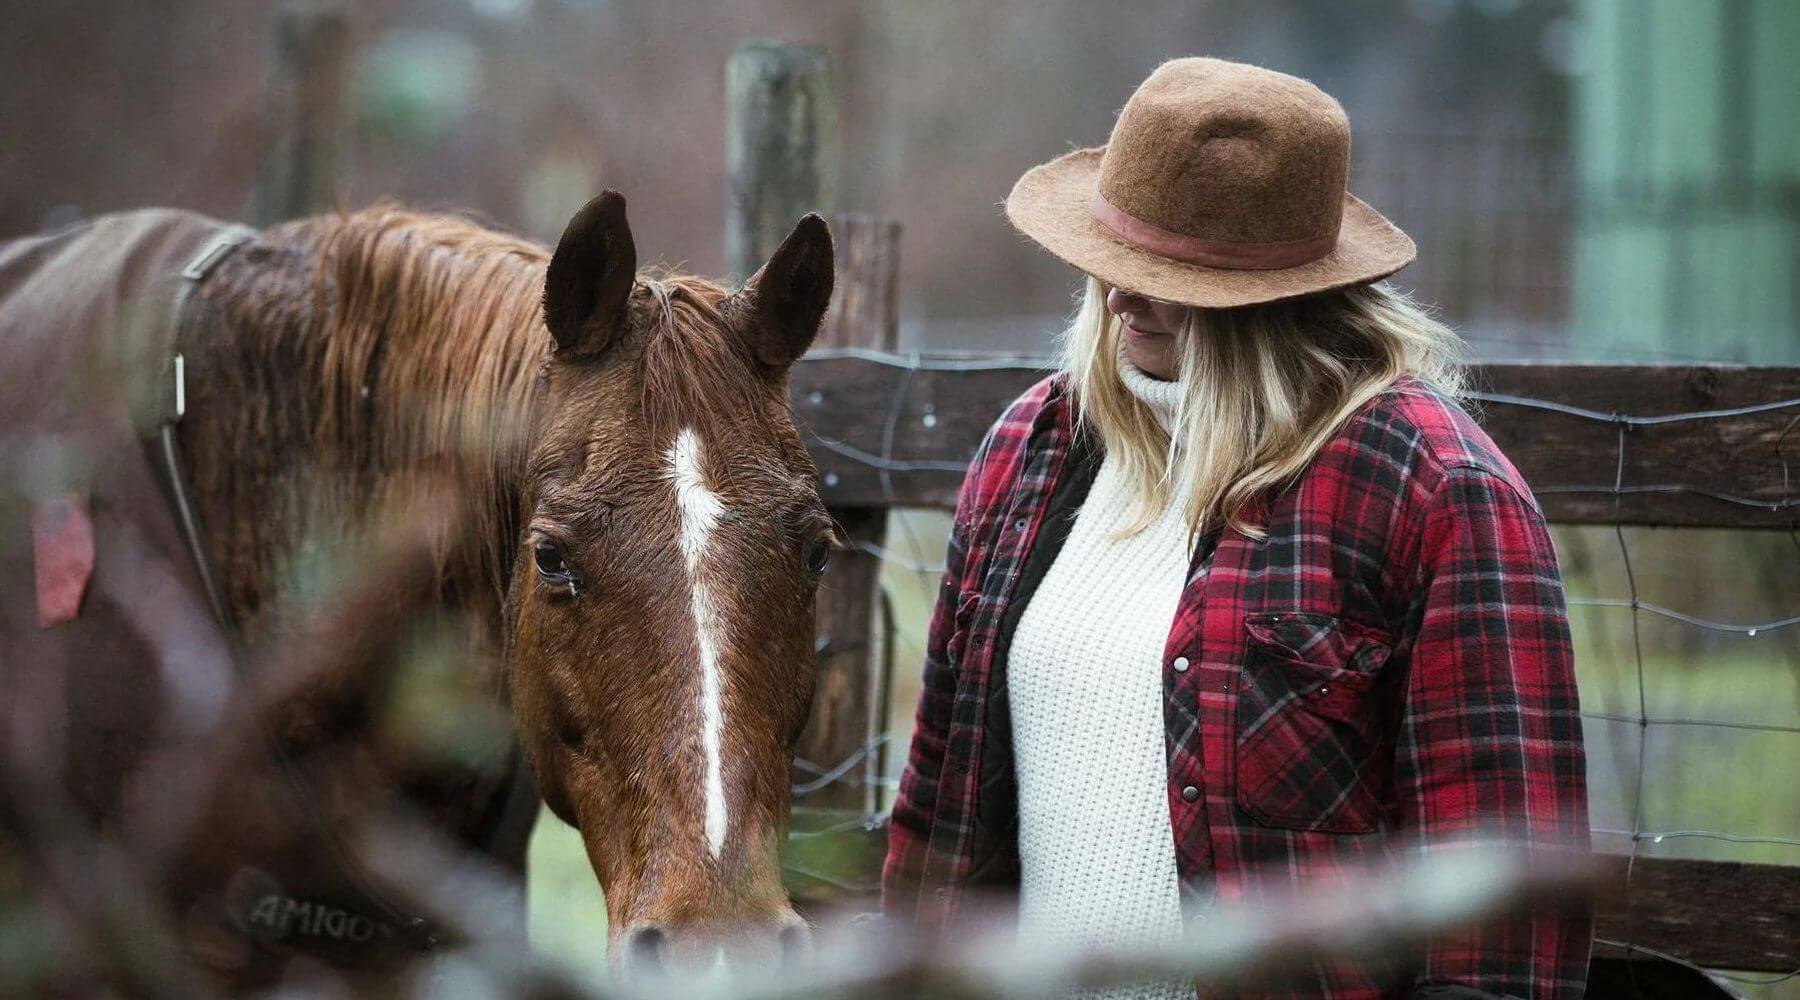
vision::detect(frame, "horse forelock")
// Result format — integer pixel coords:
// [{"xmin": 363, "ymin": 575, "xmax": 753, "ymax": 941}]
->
[{"xmin": 635, "ymin": 272, "xmax": 773, "ymax": 442}]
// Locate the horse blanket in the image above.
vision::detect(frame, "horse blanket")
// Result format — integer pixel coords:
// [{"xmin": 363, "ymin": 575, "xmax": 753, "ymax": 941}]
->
[
  {"xmin": 1, "ymin": 210, "xmax": 244, "ymax": 820},
  {"xmin": 0, "ymin": 210, "xmax": 536, "ymax": 983}
]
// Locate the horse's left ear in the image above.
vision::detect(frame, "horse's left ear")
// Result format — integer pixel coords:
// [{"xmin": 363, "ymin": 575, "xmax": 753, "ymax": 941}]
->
[
  {"xmin": 736, "ymin": 214, "xmax": 835, "ymax": 369},
  {"xmin": 543, "ymin": 191, "xmax": 638, "ymax": 357}
]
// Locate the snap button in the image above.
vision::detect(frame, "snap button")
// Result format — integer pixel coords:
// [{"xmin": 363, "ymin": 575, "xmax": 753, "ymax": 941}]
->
[
  {"xmin": 1172, "ymin": 656, "xmax": 1190, "ymax": 672},
  {"xmin": 1013, "ymin": 518, "xmax": 1027, "ymax": 531},
  {"xmin": 1180, "ymin": 785, "xmax": 1200, "ymax": 802},
  {"xmin": 1316, "ymin": 685, "xmax": 1329, "ymax": 695}
]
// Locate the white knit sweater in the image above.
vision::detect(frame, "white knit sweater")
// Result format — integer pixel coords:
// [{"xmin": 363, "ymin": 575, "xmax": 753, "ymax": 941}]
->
[{"xmin": 1008, "ymin": 358, "xmax": 1196, "ymax": 1000}]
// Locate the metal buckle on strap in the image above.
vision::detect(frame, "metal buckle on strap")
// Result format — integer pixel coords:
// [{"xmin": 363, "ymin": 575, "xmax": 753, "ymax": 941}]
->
[
  {"xmin": 165, "ymin": 228, "xmax": 256, "ymax": 426},
  {"xmin": 170, "ymin": 352, "xmax": 186, "ymax": 421},
  {"xmin": 181, "ymin": 229, "xmax": 256, "ymax": 282}
]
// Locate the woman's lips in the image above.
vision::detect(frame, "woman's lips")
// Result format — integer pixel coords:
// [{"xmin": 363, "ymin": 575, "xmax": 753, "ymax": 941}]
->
[{"xmin": 1125, "ymin": 322, "xmax": 1170, "ymax": 339}]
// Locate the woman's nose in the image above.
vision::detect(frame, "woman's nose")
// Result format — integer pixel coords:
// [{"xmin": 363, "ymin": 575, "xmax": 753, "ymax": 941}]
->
[{"xmin": 1106, "ymin": 284, "xmax": 1148, "ymax": 316}]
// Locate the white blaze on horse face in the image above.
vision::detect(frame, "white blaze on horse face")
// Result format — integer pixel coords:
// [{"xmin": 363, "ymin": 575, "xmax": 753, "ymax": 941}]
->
[{"xmin": 667, "ymin": 427, "xmax": 730, "ymax": 858}]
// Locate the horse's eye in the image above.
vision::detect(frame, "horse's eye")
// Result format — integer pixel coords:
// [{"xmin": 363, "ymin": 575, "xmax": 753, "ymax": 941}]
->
[
  {"xmin": 802, "ymin": 536, "xmax": 831, "ymax": 577},
  {"xmin": 534, "ymin": 538, "xmax": 575, "ymax": 583}
]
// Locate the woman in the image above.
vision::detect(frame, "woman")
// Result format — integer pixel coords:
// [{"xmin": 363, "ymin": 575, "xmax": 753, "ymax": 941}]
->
[{"xmin": 882, "ymin": 58, "xmax": 1591, "ymax": 999}]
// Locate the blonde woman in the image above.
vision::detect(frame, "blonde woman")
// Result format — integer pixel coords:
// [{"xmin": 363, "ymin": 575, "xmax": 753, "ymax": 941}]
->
[{"xmin": 883, "ymin": 58, "xmax": 1591, "ymax": 999}]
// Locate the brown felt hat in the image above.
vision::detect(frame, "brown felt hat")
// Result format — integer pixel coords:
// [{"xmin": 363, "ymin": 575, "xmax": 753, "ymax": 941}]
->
[{"xmin": 1005, "ymin": 57, "xmax": 1415, "ymax": 309}]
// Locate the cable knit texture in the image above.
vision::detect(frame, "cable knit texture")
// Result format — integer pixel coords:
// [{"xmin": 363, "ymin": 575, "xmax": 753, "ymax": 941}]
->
[{"xmin": 1008, "ymin": 355, "xmax": 1199, "ymax": 1000}]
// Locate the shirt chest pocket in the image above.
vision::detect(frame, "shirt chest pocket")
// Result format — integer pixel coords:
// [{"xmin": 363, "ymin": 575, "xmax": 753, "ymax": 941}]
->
[{"xmin": 1234, "ymin": 611, "xmax": 1395, "ymax": 834}]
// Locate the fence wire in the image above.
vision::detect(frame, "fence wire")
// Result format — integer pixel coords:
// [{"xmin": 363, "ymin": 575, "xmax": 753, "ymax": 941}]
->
[{"xmin": 785, "ymin": 348, "xmax": 1800, "ymax": 988}]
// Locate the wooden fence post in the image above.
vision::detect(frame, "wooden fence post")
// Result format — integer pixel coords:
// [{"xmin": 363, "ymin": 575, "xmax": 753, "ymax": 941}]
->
[
  {"xmin": 253, "ymin": 0, "xmax": 349, "ymax": 226},
  {"xmin": 725, "ymin": 41, "xmax": 838, "ymax": 280},
  {"xmin": 804, "ymin": 215, "xmax": 901, "ymax": 822},
  {"xmin": 726, "ymin": 42, "xmax": 895, "ymax": 825}
]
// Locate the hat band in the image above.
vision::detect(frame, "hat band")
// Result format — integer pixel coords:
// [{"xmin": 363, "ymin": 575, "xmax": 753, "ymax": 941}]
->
[{"xmin": 1090, "ymin": 192, "xmax": 1339, "ymax": 270}]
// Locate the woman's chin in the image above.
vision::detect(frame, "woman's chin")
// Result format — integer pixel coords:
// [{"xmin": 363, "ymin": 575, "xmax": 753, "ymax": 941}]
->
[{"xmin": 1123, "ymin": 333, "xmax": 1177, "ymax": 379}]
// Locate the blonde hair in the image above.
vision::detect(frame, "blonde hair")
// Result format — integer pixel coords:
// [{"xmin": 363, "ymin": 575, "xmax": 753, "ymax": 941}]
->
[{"xmin": 1062, "ymin": 276, "xmax": 1468, "ymax": 540}]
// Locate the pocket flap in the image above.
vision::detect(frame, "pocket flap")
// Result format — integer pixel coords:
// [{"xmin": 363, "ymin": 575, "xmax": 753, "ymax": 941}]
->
[{"xmin": 1243, "ymin": 611, "xmax": 1394, "ymax": 675}]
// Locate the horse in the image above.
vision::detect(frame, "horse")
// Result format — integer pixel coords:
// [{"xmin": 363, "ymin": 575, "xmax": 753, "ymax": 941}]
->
[{"xmin": 0, "ymin": 191, "xmax": 838, "ymax": 989}]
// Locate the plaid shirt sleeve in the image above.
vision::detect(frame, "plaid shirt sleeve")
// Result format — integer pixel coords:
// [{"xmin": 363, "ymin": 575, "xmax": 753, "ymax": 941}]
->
[
  {"xmin": 1396, "ymin": 463, "xmax": 1592, "ymax": 999},
  {"xmin": 882, "ymin": 376, "xmax": 1059, "ymax": 919},
  {"xmin": 881, "ymin": 418, "xmax": 992, "ymax": 918},
  {"xmin": 881, "ymin": 514, "xmax": 967, "ymax": 916}
]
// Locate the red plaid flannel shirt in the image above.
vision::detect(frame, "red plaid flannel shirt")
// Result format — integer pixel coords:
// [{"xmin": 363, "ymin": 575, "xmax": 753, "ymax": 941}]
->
[{"xmin": 883, "ymin": 371, "xmax": 1592, "ymax": 999}]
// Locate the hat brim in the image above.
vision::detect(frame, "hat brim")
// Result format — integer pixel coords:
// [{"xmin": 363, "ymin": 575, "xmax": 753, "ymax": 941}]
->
[{"xmin": 1005, "ymin": 146, "xmax": 1416, "ymax": 309}]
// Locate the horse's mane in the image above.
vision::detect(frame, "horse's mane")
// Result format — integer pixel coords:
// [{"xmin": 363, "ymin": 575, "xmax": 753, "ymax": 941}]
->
[{"xmin": 266, "ymin": 204, "xmax": 746, "ymax": 608}]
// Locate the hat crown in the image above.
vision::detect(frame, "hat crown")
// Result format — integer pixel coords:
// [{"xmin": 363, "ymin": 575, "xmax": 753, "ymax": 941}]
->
[{"xmin": 1097, "ymin": 58, "xmax": 1351, "ymax": 247}]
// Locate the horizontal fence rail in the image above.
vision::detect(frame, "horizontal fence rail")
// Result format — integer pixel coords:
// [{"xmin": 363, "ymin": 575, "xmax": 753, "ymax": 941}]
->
[
  {"xmin": 1597, "ymin": 856, "xmax": 1800, "ymax": 972},
  {"xmin": 790, "ymin": 353, "xmax": 1800, "ymax": 529}
]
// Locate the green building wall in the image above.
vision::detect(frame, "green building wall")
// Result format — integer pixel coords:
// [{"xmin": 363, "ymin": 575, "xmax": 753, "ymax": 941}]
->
[{"xmin": 1576, "ymin": 0, "xmax": 1799, "ymax": 363}]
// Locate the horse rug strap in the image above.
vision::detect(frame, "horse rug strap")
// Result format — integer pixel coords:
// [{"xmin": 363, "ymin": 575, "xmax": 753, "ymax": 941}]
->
[{"xmin": 157, "ymin": 225, "xmax": 258, "ymax": 628}]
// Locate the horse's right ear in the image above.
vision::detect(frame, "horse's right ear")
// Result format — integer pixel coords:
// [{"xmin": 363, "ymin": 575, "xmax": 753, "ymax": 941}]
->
[{"xmin": 543, "ymin": 191, "xmax": 638, "ymax": 357}]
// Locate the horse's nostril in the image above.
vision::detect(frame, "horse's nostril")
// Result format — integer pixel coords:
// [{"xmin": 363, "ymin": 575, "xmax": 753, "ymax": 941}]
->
[{"xmin": 621, "ymin": 922, "xmax": 668, "ymax": 973}]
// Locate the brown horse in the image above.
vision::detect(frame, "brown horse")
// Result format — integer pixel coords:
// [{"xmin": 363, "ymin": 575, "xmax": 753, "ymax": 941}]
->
[{"xmin": 0, "ymin": 192, "xmax": 836, "ymax": 986}]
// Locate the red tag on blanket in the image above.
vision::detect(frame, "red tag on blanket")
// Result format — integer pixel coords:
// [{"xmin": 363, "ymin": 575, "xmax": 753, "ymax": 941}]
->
[{"xmin": 34, "ymin": 492, "xmax": 94, "ymax": 627}]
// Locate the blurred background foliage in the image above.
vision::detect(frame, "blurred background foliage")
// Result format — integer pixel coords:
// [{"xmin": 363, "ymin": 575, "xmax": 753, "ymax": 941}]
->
[{"xmin": 2, "ymin": 0, "xmax": 1795, "ymax": 991}]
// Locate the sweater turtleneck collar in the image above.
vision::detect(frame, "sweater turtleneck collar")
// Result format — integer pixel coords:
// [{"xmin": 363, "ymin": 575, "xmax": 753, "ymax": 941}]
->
[{"xmin": 1116, "ymin": 349, "xmax": 1183, "ymax": 433}]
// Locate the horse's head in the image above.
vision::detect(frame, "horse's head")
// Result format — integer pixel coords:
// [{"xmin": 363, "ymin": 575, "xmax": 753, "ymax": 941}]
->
[{"xmin": 507, "ymin": 192, "xmax": 833, "ymax": 970}]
